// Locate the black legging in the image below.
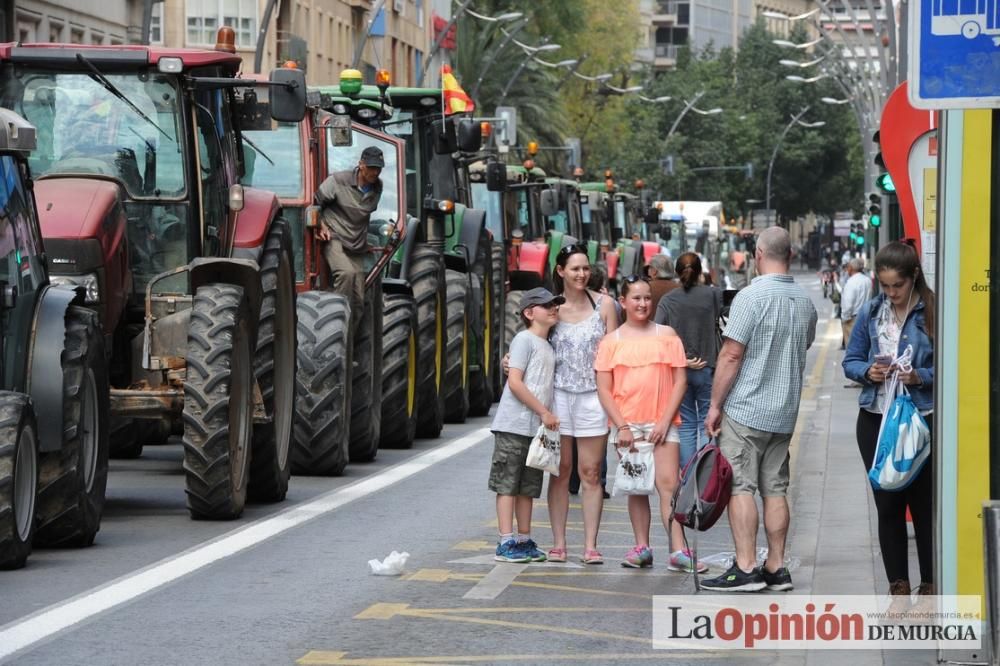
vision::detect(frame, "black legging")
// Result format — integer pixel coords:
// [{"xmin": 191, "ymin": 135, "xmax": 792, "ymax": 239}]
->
[{"xmin": 856, "ymin": 409, "xmax": 934, "ymax": 585}]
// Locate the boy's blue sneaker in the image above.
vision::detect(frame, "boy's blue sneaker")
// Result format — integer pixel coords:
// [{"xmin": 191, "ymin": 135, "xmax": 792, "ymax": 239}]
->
[
  {"xmin": 495, "ymin": 540, "xmax": 530, "ymax": 563},
  {"xmin": 517, "ymin": 539, "xmax": 547, "ymax": 562}
]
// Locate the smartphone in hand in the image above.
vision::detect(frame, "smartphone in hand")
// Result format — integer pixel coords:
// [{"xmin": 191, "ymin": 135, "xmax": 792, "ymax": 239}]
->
[{"xmin": 874, "ymin": 354, "xmax": 893, "ymax": 366}]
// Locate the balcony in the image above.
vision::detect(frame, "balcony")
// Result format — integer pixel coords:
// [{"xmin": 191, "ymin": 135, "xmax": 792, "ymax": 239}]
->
[
  {"xmin": 653, "ymin": 0, "xmax": 679, "ymax": 24},
  {"xmin": 654, "ymin": 43, "xmax": 680, "ymax": 69}
]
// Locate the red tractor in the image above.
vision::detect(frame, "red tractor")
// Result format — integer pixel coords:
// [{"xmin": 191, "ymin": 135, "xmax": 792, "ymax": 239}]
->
[{"xmin": 0, "ymin": 30, "xmax": 306, "ymax": 519}]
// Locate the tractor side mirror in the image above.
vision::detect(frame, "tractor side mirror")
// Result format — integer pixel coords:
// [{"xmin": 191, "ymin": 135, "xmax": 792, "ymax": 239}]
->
[
  {"xmin": 268, "ymin": 68, "xmax": 307, "ymax": 123},
  {"xmin": 539, "ymin": 189, "xmax": 559, "ymax": 217},
  {"xmin": 662, "ymin": 226, "xmax": 672, "ymax": 241},
  {"xmin": 456, "ymin": 118, "xmax": 481, "ymax": 153},
  {"xmin": 644, "ymin": 208, "xmax": 660, "ymax": 227},
  {"xmin": 486, "ymin": 161, "xmax": 507, "ymax": 192},
  {"xmin": 432, "ymin": 118, "xmax": 458, "ymax": 155},
  {"xmin": 329, "ymin": 115, "xmax": 353, "ymax": 146}
]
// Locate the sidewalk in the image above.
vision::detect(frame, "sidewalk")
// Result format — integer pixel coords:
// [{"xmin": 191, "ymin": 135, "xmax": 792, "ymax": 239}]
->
[{"xmin": 785, "ymin": 288, "xmax": 934, "ymax": 665}]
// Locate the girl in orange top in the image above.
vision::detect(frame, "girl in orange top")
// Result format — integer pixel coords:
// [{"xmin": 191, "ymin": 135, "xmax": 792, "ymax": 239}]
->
[{"xmin": 595, "ymin": 277, "xmax": 706, "ymax": 573}]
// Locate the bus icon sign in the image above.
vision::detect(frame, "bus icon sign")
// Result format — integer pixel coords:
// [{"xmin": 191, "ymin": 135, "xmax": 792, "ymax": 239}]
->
[{"xmin": 910, "ymin": 0, "xmax": 1000, "ymax": 108}]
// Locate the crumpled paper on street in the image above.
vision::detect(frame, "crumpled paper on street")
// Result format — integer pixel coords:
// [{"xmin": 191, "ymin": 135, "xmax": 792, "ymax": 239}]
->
[{"xmin": 368, "ymin": 550, "xmax": 410, "ymax": 575}]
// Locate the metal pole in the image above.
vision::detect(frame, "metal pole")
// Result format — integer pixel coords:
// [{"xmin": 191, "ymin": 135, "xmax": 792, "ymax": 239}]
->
[
  {"xmin": 417, "ymin": 0, "xmax": 475, "ymax": 87},
  {"xmin": 351, "ymin": 0, "xmax": 387, "ymax": 69},
  {"xmin": 497, "ymin": 52, "xmax": 533, "ymax": 107},
  {"xmin": 665, "ymin": 91, "xmax": 706, "ymax": 143},
  {"xmin": 766, "ymin": 107, "xmax": 811, "ymax": 213},
  {"xmin": 254, "ymin": 0, "xmax": 280, "ymax": 73},
  {"xmin": 470, "ymin": 19, "xmax": 527, "ymax": 100},
  {"xmin": 984, "ymin": 502, "xmax": 1000, "ymax": 663}
]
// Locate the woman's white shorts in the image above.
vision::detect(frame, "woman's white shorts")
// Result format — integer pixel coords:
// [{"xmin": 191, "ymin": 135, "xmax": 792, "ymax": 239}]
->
[{"xmin": 553, "ymin": 388, "xmax": 609, "ymax": 438}]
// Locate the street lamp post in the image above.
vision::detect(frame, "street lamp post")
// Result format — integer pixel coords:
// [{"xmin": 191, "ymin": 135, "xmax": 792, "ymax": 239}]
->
[
  {"xmin": 417, "ymin": 2, "xmax": 522, "ymax": 87},
  {"xmin": 470, "ymin": 18, "xmax": 528, "ymax": 100},
  {"xmin": 498, "ymin": 41, "xmax": 561, "ymax": 106},
  {"xmin": 665, "ymin": 91, "xmax": 723, "ymax": 143},
  {"xmin": 765, "ymin": 107, "xmax": 826, "ymax": 214}
]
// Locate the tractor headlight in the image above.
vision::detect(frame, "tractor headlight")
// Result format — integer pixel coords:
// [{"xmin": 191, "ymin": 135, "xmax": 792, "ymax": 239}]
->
[{"xmin": 50, "ymin": 273, "xmax": 100, "ymax": 304}]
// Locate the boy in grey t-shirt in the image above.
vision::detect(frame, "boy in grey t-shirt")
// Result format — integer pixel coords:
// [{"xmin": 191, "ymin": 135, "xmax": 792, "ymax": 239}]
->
[{"xmin": 490, "ymin": 287, "xmax": 562, "ymax": 563}]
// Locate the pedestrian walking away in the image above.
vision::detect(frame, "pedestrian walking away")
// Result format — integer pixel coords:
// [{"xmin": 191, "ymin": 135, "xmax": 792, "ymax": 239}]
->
[
  {"xmin": 702, "ymin": 227, "xmax": 817, "ymax": 593},
  {"xmin": 314, "ymin": 145, "xmax": 384, "ymax": 327},
  {"xmin": 547, "ymin": 245, "xmax": 619, "ymax": 564},
  {"xmin": 595, "ymin": 276, "xmax": 707, "ymax": 574},
  {"xmin": 843, "ymin": 241, "xmax": 936, "ymax": 603},
  {"xmin": 489, "ymin": 287, "xmax": 564, "ymax": 564},
  {"xmin": 655, "ymin": 252, "xmax": 723, "ymax": 470},
  {"xmin": 646, "ymin": 254, "xmax": 679, "ymax": 314}
]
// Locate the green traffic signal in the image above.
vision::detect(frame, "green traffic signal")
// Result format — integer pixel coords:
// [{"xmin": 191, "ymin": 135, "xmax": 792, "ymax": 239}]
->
[
  {"xmin": 870, "ymin": 214, "xmax": 881, "ymax": 228},
  {"xmin": 857, "ymin": 236, "xmax": 866, "ymax": 246},
  {"xmin": 850, "ymin": 232, "xmax": 857, "ymax": 241},
  {"xmin": 876, "ymin": 172, "xmax": 895, "ymax": 193}
]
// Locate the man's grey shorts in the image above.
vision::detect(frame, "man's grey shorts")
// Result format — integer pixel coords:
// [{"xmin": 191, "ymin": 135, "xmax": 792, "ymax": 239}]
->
[
  {"xmin": 489, "ymin": 432, "xmax": 544, "ymax": 498},
  {"xmin": 718, "ymin": 415, "xmax": 792, "ymax": 497}
]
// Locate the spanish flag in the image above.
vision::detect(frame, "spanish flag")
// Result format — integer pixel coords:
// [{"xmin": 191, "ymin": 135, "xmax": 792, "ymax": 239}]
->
[{"xmin": 441, "ymin": 65, "xmax": 475, "ymax": 114}]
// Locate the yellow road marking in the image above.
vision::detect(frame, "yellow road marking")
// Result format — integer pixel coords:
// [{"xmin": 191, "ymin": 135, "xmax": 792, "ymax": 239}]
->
[
  {"xmin": 298, "ymin": 651, "xmax": 732, "ymax": 664},
  {"xmin": 354, "ymin": 603, "xmax": 410, "ymax": 620},
  {"xmin": 404, "ymin": 569, "xmax": 453, "ymax": 582}
]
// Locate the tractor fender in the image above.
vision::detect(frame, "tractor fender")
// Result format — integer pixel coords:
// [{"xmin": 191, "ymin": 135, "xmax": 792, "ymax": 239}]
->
[
  {"xmin": 396, "ymin": 215, "xmax": 422, "ymax": 283},
  {"xmin": 381, "ymin": 277, "xmax": 413, "ymax": 297},
  {"xmin": 509, "ymin": 240, "xmax": 549, "ymax": 291},
  {"xmin": 457, "ymin": 206, "xmax": 485, "ymax": 268},
  {"xmin": 27, "ymin": 285, "xmax": 78, "ymax": 452},
  {"xmin": 546, "ymin": 230, "xmax": 566, "ymax": 276},
  {"xmin": 232, "ymin": 188, "xmax": 281, "ymax": 263},
  {"xmin": 188, "ymin": 257, "xmax": 263, "ymax": 344},
  {"xmin": 642, "ymin": 241, "xmax": 660, "ymax": 265},
  {"xmin": 606, "ymin": 251, "xmax": 620, "ymax": 280},
  {"xmin": 443, "ymin": 204, "xmax": 468, "ymax": 273}
]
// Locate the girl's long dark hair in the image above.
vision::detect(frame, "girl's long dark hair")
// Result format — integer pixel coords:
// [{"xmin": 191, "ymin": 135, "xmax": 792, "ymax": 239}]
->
[
  {"xmin": 675, "ymin": 252, "xmax": 702, "ymax": 291},
  {"xmin": 553, "ymin": 244, "xmax": 589, "ymax": 295},
  {"xmin": 875, "ymin": 241, "xmax": 936, "ymax": 336}
]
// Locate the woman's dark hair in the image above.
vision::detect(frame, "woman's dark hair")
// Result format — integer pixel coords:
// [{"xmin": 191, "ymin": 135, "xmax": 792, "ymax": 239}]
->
[
  {"xmin": 675, "ymin": 252, "xmax": 703, "ymax": 291},
  {"xmin": 553, "ymin": 243, "xmax": 589, "ymax": 294},
  {"xmin": 875, "ymin": 240, "xmax": 936, "ymax": 336},
  {"xmin": 620, "ymin": 274, "xmax": 650, "ymax": 296}
]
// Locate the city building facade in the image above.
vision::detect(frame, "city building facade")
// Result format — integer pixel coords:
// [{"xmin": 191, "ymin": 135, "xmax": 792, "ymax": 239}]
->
[
  {"xmin": 13, "ymin": 0, "xmax": 141, "ymax": 45},
  {"xmin": 637, "ymin": 0, "xmax": 756, "ymax": 71}
]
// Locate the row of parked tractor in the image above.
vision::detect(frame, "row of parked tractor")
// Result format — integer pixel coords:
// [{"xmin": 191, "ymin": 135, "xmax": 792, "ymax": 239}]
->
[{"xmin": 0, "ymin": 30, "xmax": 674, "ymax": 571}]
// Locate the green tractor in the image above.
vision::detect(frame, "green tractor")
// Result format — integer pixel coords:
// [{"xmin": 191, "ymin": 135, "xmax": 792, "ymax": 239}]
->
[
  {"xmin": 0, "ymin": 109, "xmax": 110, "ymax": 569},
  {"xmin": 319, "ymin": 76, "xmax": 499, "ymax": 426}
]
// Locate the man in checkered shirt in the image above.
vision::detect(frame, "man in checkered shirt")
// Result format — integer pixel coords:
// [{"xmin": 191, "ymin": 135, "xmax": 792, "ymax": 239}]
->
[{"xmin": 701, "ymin": 226, "xmax": 818, "ymax": 593}]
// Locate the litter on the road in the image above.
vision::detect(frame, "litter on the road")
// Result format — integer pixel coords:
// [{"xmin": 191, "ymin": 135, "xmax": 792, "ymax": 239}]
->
[
  {"xmin": 368, "ymin": 551, "xmax": 410, "ymax": 575},
  {"xmin": 699, "ymin": 548, "xmax": 802, "ymax": 572}
]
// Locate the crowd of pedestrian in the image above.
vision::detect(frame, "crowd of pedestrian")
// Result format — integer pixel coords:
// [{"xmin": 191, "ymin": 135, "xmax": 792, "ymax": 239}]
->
[{"xmin": 486, "ymin": 228, "xmax": 932, "ymax": 600}]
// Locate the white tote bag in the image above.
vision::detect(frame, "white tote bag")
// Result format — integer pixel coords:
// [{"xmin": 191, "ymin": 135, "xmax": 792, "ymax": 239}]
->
[
  {"xmin": 526, "ymin": 425, "xmax": 561, "ymax": 476},
  {"xmin": 611, "ymin": 424, "xmax": 656, "ymax": 496}
]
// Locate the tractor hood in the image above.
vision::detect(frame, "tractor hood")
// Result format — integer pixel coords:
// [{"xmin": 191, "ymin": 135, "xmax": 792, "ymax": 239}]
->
[{"xmin": 35, "ymin": 178, "xmax": 123, "ymax": 239}]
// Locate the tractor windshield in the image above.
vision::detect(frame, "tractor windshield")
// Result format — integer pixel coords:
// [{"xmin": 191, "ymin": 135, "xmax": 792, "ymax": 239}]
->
[
  {"xmin": 1, "ymin": 69, "xmax": 186, "ymax": 199},
  {"xmin": 241, "ymin": 123, "xmax": 304, "ymax": 199},
  {"xmin": 471, "ymin": 182, "xmax": 502, "ymax": 241}
]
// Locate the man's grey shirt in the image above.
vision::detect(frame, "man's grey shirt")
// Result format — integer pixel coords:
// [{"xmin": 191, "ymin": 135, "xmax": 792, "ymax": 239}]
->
[
  {"xmin": 315, "ymin": 169, "xmax": 382, "ymax": 253},
  {"xmin": 722, "ymin": 273, "xmax": 817, "ymax": 434},
  {"xmin": 840, "ymin": 272, "xmax": 872, "ymax": 322}
]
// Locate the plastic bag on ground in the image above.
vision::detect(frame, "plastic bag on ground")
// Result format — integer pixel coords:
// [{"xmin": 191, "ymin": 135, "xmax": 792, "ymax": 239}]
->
[
  {"xmin": 698, "ymin": 548, "xmax": 801, "ymax": 572},
  {"xmin": 368, "ymin": 550, "xmax": 410, "ymax": 575}
]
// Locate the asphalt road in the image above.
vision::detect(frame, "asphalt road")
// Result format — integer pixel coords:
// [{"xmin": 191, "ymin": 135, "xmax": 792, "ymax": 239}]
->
[{"xmin": 1, "ymin": 272, "xmax": 835, "ymax": 666}]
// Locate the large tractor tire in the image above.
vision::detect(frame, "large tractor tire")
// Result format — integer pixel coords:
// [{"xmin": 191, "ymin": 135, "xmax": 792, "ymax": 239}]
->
[
  {"xmin": 182, "ymin": 284, "xmax": 255, "ymax": 520},
  {"xmin": 411, "ymin": 245, "xmax": 447, "ymax": 438},
  {"xmin": 35, "ymin": 306, "xmax": 110, "ymax": 547},
  {"xmin": 108, "ymin": 417, "xmax": 171, "ymax": 460},
  {"xmin": 378, "ymin": 293, "xmax": 418, "ymax": 448},
  {"xmin": 249, "ymin": 219, "xmax": 296, "ymax": 502},
  {"xmin": 292, "ymin": 291, "xmax": 351, "ymax": 476},
  {"xmin": 0, "ymin": 392, "xmax": 38, "ymax": 570},
  {"xmin": 489, "ymin": 242, "xmax": 506, "ymax": 402},
  {"xmin": 504, "ymin": 289, "xmax": 526, "ymax": 351},
  {"xmin": 469, "ymin": 235, "xmax": 499, "ymax": 416},
  {"xmin": 442, "ymin": 270, "xmax": 472, "ymax": 423},
  {"xmin": 349, "ymin": 280, "xmax": 383, "ymax": 463}
]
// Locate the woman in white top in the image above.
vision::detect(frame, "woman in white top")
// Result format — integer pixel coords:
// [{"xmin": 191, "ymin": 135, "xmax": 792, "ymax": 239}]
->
[{"xmin": 546, "ymin": 245, "xmax": 619, "ymax": 564}]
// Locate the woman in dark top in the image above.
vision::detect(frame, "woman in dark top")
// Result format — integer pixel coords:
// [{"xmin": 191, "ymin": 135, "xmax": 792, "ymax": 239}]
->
[{"xmin": 654, "ymin": 252, "xmax": 722, "ymax": 469}]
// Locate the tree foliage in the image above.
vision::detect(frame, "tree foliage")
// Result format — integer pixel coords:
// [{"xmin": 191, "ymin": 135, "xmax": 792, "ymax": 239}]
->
[{"xmin": 450, "ymin": 5, "xmax": 863, "ymax": 221}]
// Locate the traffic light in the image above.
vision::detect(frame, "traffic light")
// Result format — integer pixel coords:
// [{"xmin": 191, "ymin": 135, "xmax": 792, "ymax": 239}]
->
[
  {"xmin": 868, "ymin": 193, "xmax": 882, "ymax": 228},
  {"xmin": 875, "ymin": 172, "xmax": 895, "ymax": 193}
]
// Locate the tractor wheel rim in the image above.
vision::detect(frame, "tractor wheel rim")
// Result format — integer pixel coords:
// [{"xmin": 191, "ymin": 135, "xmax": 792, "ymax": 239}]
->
[
  {"xmin": 273, "ymin": 259, "xmax": 295, "ymax": 466},
  {"xmin": 229, "ymin": 324, "xmax": 252, "ymax": 493},
  {"xmin": 14, "ymin": 423, "xmax": 37, "ymax": 541},
  {"xmin": 81, "ymin": 368, "xmax": 99, "ymax": 492}
]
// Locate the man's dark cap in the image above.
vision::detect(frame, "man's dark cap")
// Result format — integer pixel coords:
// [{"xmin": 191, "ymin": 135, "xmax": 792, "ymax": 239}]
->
[{"xmin": 360, "ymin": 146, "xmax": 385, "ymax": 168}]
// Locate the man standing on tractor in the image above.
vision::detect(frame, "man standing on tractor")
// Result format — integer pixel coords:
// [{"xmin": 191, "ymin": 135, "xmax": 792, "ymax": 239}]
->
[{"xmin": 315, "ymin": 145, "xmax": 384, "ymax": 323}]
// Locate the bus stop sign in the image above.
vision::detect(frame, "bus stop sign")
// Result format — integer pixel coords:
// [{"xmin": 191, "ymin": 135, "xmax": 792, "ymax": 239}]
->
[{"xmin": 909, "ymin": 0, "xmax": 1000, "ymax": 109}]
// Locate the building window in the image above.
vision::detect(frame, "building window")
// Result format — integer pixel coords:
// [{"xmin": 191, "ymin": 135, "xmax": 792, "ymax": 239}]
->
[
  {"xmin": 91, "ymin": 31, "xmax": 104, "ymax": 45},
  {"xmin": 416, "ymin": 0, "xmax": 424, "ymax": 27},
  {"xmin": 70, "ymin": 27, "xmax": 84, "ymax": 44},
  {"xmin": 49, "ymin": 22, "xmax": 63, "ymax": 43},
  {"xmin": 149, "ymin": 2, "xmax": 163, "ymax": 44},
  {"xmin": 187, "ymin": 0, "xmax": 257, "ymax": 47},
  {"xmin": 16, "ymin": 13, "xmax": 38, "ymax": 42}
]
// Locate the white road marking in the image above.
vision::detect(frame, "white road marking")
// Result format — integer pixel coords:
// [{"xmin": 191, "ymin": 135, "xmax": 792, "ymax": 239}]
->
[
  {"xmin": 0, "ymin": 427, "xmax": 492, "ymax": 661},
  {"xmin": 463, "ymin": 563, "xmax": 529, "ymax": 600}
]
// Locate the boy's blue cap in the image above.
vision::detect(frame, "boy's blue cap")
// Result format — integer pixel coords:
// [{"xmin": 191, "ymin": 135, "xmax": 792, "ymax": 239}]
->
[{"xmin": 521, "ymin": 287, "xmax": 565, "ymax": 312}]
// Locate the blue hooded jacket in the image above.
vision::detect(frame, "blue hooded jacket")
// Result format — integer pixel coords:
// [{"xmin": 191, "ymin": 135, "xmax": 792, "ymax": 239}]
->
[{"xmin": 842, "ymin": 292, "xmax": 934, "ymax": 412}]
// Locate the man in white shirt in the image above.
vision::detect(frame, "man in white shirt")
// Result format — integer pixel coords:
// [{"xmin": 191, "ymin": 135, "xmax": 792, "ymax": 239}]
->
[{"xmin": 840, "ymin": 257, "xmax": 872, "ymax": 349}]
